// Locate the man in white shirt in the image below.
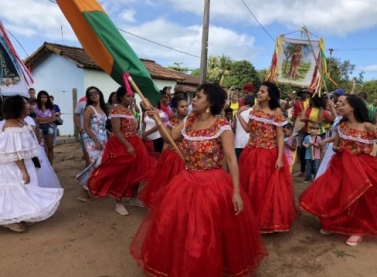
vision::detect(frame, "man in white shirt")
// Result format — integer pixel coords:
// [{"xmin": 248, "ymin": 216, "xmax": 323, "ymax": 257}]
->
[
  {"xmin": 234, "ymin": 95, "xmax": 255, "ymax": 160},
  {"xmin": 74, "ymin": 98, "xmax": 90, "ymax": 167}
]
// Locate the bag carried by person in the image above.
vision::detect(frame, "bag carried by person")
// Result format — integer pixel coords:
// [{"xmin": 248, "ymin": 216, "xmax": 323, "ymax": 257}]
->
[{"xmin": 55, "ymin": 115, "xmax": 63, "ymax": 125}]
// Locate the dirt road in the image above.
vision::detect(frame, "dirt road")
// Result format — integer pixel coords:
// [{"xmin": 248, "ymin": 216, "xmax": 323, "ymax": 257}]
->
[{"xmin": 1, "ymin": 142, "xmax": 376, "ymax": 277}]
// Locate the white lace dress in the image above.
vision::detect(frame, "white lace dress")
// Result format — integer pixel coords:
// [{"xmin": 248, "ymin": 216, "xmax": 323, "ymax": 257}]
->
[{"xmin": 0, "ymin": 121, "xmax": 64, "ymax": 225}]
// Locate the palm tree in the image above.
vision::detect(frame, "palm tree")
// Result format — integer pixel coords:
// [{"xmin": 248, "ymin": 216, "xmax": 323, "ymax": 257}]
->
[{"xmin": 207, "ymin": 55, "xmax": 232, "ymax": 85}]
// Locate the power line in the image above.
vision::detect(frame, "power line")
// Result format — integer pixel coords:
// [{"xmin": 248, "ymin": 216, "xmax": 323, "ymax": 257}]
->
[
  {"xmin": 117, "ymin": 28, "xmax": 200, "ymax": 58},
  {"xmin": 222, "ymin": 0, "xmax": 272, "ymax": 51},
  {"xmin": 46, "ymin": 0, "xmax": 200, "ymax": 59},
  {"xmin": 3, "ymin": 27, "xmax": 30, "ymax": 58},
  {"xmin": 240, "ymin": 0, "xmax": 275, "ymax": 42}
]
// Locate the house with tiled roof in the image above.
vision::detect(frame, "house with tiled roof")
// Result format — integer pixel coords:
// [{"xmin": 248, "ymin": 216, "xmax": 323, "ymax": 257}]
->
[{"xmin": 24, "ymin": 42, "xmax": 200, "ymax": 136}]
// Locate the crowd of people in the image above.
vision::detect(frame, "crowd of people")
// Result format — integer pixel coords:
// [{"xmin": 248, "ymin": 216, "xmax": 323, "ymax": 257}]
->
[{"xmin": 1, "ymin": 81, "xmax": 377, "ymax": 276}]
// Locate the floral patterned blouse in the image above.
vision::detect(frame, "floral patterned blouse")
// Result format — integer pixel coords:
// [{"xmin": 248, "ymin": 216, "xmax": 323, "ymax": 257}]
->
[
  {"xmin": 338, "ymin": 122, "xmax": 377, "ymax": 155},
  {"xmin": 167, "ymin": 117, "xmax": 184, "ymax": 153},
  {"xmin": 181, "ymin": 113, "xmax": 231, "ymax": 171},
  {"xmin": 108, "ymin": 107, "xmax": 138, "ymax": 138},
  {"xmin": 247, "ymin": 109, "xmax": 287, "ymax": 149}
]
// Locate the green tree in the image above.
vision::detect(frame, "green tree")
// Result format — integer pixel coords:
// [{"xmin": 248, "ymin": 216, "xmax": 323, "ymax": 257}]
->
[
  {"xmin": 166, "ymin": 62, "xmax": 192, "ymax": 73},
  {"xmin": 223, "ymin": 60, "xmax": 260, "ymax": 90},
  {"xmin": 191, "ymin": 68, "xmax": 200, "ymax": 77},
  {"xmin": 362, "ymin": 80, "xmax": 377, "ymax": 103},
  {"xmin": 207, "ymin": 55, "xmax": 232, "ymax": 85},
  {"xmin": 326, "ymin": 58, "xmax": 359, "ymax": 91}
]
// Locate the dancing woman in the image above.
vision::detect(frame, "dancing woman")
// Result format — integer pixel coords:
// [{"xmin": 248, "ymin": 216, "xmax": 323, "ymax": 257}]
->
[
  {"xmin": 130, "ymin": 83, "xmax": 267, "ymax": 277},
  {"xmin": 0, "ymin": 96, "xmax": 63, "ymax": 233},
  {"xmin": 77, "ymin": 87, "xmax": 108, "ymax": 201},
  {"xmin": 300, "ymin": 95, "xmax": 377, "ymax": 246},
  {"xmin": 88, "ymin": 87, "xmax": 156, "ymax": 215},
  {"xmin": 237, "ymin": 81, "xmax": 298, "ymax": 233},
  {"xmin": 139, "ymin": 97, "xmax": 188, "ymax": 209}
]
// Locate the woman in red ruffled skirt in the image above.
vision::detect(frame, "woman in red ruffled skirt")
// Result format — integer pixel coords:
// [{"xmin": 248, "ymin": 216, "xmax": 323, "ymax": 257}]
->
[
  {"xmin": 88, "ymin": 87, "xmax": 156, "ymax": 216},
  {"xmin": 237, "ymin": 81, "xmax": 298, "ymax": 233},
  {"xmin": 300, "ymin": 94, "xmax": 377, "ymax": 246},
  {"xmin": 130, "ymin": 84, "xmax": 267, "ymax": 277},
  {"xmin": 140, "ymin": 97, "xmax": 188, "ymax": 209}
]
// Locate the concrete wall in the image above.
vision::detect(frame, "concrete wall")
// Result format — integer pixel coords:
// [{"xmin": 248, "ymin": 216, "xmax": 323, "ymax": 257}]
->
[
  {"xmin": 83, "ymin": 69, "xmax": 119, "ymax": 101},
  {"xmin": 30, "ymin": 54, "xmax": 84, "ymax": 136},
  {"xmin": 31, "ymin": 55, "xmax": 180, "ymax": 135}
]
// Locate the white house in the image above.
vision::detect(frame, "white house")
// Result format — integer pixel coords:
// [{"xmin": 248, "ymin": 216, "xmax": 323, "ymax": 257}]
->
[{"xmin": 24, "ymin": 42, "xmax": 200, "ymax": 136}]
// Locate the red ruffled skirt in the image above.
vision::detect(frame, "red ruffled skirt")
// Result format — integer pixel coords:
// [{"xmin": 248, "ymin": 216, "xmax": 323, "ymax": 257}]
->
[
  {"xmin": 140, "ymin": 149, "xmax": 185, "ymax": 209},
  {"xmin": 239, "ymin": 147, "xmax": 298, "ymax": 233},
  {"xmin": 299, "ymin": 149, "xmax": 377, "ymax": 236},
  {"xmin": 88, "ymin": 136, "xmax": 156, "ymax": 199},
  {"xmin": 130, "ymin": 168, "xmax": 267, "ymax": 277}
]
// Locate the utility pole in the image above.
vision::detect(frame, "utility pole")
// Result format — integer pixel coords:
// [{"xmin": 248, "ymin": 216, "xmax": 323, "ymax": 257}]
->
[
  {"xmin": 328, "ymin": 48, "xmax": 334, "ymax": 77},
  {"xmin": 199, "ymin": 0, "xmax": 210, "ymax": 84}
]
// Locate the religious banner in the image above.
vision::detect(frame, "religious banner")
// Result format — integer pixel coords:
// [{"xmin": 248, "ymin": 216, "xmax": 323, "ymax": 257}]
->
[
  {"xmin": 265, "ymin": 31, "xmax": 337, "ymax": 94},
  {"xmin": 0, "ymin": 22, "xmax": 33, "ymax": 97}
]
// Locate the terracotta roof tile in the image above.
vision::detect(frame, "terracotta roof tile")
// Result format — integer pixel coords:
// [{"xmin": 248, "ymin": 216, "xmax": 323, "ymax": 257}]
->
[
  {"xmin": 24, "ymin": 42, "xmax": 184, "ymax": 81},
  {"xmin": 171, "ymin": 70, "xmax": 200, "ymax": 86}
]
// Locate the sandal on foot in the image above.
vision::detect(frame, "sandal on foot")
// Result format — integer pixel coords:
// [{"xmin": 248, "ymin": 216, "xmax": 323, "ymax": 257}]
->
[
  {"xmin": 346, "ymin": 235, "xmax": 362, "ymax": 246},
  {"xmin": 3, "ymin": 223, "xmax": 26, "ymax": 233},
  {"xmin": 77, "ymin": 196, "xmax": 93, "ymax": 202},
  {"xmin": 320, "ymin": 229, "xmax": 332, "ymax": 235},
  {"xmin": 23, "ymin": 222, "xmax": 36, "ymax": 227},
  {"xmin": 115, "ymin": 203, "xmax": 130, "ymax": 216}
]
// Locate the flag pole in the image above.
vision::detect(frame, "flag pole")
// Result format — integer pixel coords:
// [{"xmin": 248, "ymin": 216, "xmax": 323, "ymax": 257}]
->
[{"xmin": 126, "ymin": 74, "xmax": 185, "ymax": 162}]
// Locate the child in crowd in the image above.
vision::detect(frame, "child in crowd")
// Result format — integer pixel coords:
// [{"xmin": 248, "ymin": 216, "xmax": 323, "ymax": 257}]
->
[
  {"xmin": 302, "ymin": 123, "xmax": 322, "ymax": 183},
  {"xmin": 224, "ymin": 107, "xmax": 234, "ymax": 130},
  {"xmin": 283, "ymin": 123, "xmax": 297, "ymax": 173}
]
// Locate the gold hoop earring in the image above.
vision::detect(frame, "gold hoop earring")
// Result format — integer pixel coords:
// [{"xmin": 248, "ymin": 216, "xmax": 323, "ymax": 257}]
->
[{"xmin": 206, "ymin": 107, "xmax": 210, "ymax": 113}]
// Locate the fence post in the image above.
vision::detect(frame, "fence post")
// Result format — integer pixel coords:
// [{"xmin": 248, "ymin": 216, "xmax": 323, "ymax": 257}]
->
[{"xmin": 72, "ymin": 88, "xmax": 79, "ymax": 142}]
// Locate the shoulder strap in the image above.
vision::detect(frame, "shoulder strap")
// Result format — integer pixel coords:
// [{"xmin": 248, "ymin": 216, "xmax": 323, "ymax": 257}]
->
[{"xmin": 90, "ymin": 105, "xmax": 98, "ymax": 114}]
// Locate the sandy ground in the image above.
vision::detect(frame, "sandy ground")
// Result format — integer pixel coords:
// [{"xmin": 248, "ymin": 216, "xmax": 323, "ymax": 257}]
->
[{"xmin": 1, "ymin": 142, "xmax": 377, "ymax": 277}]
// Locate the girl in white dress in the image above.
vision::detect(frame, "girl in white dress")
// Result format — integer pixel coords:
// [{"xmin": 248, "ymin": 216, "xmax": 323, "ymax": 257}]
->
[{"xmin": 0, "ymin": 96, "xmax": 63, "ymax": 233}]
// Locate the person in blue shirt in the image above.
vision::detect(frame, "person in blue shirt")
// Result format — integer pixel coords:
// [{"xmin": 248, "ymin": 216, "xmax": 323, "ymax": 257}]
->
[{"xmin": 49, "ymin": 95, "xmax": 61, "ymax": 146}]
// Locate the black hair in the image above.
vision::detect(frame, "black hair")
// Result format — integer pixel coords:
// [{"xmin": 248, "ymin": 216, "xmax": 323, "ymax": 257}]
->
[
  {"xmin": 49, "ymin": 95, "xmax": 54, "ymax": 100},
  {"xmin": 171, "ymin": 96, "xmax": 186, "ymax": 110},
  {"xmin": 342, "ymin": 95, "xmax": 371, "ymax": 123},
  {"xmin": 157, "ymin": 91, "xmax": 169, "ymax": 109},
  {"xmin": 162, "ymin": 86, "xmax": 171, "ymax": 93},
  {"xmin": 197, "ymin": 83, "xmax": 227, "ymax": 115},
  {"xmin": 28, "ymin": 88, "xmax": 35, "ymax": 91},
  {"xmin": 108, "ymin": 91, "xmax": 116, "ymax": 104},
  {"xmin": 261, "ymin": 81, "xmax": 281, "ymax": 110},
  {"xmin": 358, "ymin": 91, "xmax": 368, "ymax": 100},
  {"xmin": 37, "ymin": 90, "xmax": 54, "ymax": 110},
  {"xmin": 115, "ymin": 86, "xmax": 128, "ymax": 103},
  {"xmin": 2, "ymin": 95, "xmax": 27, "ymax": 120},
  {"xmin": 283, "ymin": 123, "xmax": 293, "ymax": 130},
  {"xmin": 224, "ymin": 107, "xmax": 233, "ymax": 114},
  {"xmin": 244, "ymin": 95, "xmax": 255, "ymax": 107},
  {"xmin": 310, "ymin": 94, "xmax": 326, "ymax": 109},
  {"xmin": 85, "ymin": 86, "xmax": 108, "ymax": 116}
]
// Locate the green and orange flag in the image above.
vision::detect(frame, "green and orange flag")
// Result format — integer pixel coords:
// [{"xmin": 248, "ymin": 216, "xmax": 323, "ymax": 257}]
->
[{"xmin": 56, "ymin": 0, "xmax": 160, "ymax": 105}]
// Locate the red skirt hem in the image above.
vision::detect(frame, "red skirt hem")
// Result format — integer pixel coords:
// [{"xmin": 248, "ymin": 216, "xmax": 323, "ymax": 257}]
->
[
  {"xmin": 88, "ymin": 136, "xmax": 156, "ymax": 199},
  {"xmin": 300, "ymin": 149, "xmax": 377, "ymax": 236},
  {"xmin": 130, "ymin": 168, "xmax": 267, "ymax": 277},
  {"xmin": 239, "ymin": 147, "xmax": 299, "ymax": 233}
]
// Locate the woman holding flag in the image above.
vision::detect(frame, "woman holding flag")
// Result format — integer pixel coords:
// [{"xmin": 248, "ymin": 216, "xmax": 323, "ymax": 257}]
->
[{"xmin": 130, "ymin": 83, "xmax": 267, "ymax": 277}]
